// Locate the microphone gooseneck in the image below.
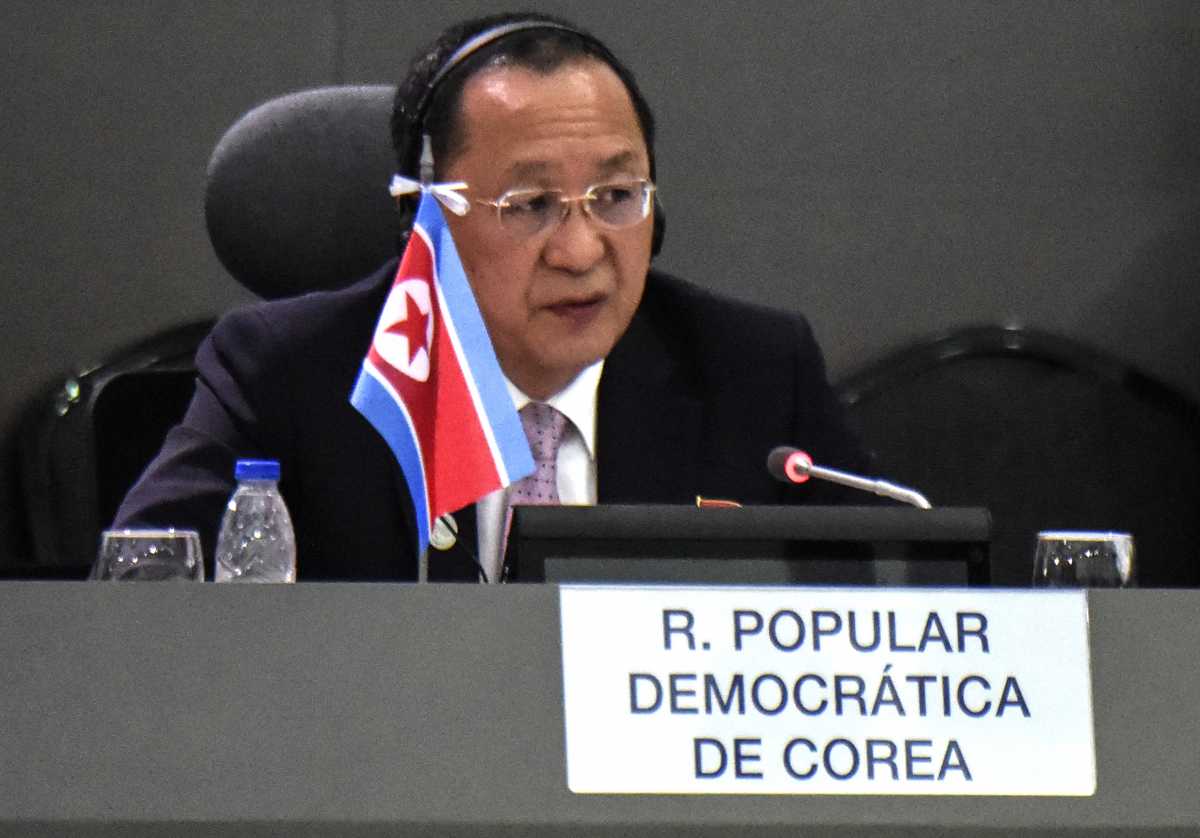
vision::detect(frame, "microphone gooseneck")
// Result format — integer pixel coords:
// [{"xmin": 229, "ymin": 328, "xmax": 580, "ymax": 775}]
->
[{"xmin": 766, "ymin": 446, "xmax": 932, "ymax": 510}]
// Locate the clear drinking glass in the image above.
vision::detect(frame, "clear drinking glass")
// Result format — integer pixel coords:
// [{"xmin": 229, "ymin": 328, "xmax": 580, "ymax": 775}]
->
[
  {"xmin": 1032, "ymin": 530, "xmax": 1135, "ymax": 588},
  {"xmin": 91, "ymin": 528, "xmax": 204, "ymax": 582}
]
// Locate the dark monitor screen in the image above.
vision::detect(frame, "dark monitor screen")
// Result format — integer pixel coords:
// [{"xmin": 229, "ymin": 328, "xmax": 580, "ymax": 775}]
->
[{"xmin": 507, "ymin": 505, "xmax": 991, "ymax": 586}]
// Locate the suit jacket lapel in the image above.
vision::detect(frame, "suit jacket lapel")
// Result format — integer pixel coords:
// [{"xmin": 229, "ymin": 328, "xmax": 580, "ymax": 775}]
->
[{"xmin": 597, "ymin": 300, "xmax": 702, "ymax": 504}]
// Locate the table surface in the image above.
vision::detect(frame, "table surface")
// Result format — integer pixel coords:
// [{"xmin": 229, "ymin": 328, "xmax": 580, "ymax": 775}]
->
[{"xmin": 1, "ymin": 582, "xmax": 1197, "ymax": 837}]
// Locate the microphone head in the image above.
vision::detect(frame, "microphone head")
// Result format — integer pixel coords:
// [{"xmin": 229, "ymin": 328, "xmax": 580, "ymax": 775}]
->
[{"xmin": 766, "ymin": 446, "xmax": 812, "ymax": 484}]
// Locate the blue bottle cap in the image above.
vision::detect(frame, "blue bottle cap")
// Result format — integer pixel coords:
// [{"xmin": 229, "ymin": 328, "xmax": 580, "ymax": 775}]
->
[{"xmin": 235, "ymin": 459, "xmax": 281, "ymax": 481}]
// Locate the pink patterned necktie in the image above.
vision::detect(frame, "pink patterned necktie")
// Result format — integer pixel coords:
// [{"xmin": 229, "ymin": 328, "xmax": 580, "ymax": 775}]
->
[{"xmin": 510, "ymin": 402, "xmax": 569, "ymax": 505}]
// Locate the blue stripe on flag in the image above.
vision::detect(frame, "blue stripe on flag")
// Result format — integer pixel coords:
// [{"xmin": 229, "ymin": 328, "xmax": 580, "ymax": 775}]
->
[
  {"xmin": 418, "ymin": 198, "xmax": 534, "ymax": 483},
  {"xmin": 350, "ymin": 364, "xmax": 430, "ymax": 554}
]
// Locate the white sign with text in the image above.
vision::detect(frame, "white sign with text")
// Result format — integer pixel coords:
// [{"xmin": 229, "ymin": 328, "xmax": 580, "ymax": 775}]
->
[{"xmin": 559, "ymin": 586, "xmax": 1094, "ymax": 795}]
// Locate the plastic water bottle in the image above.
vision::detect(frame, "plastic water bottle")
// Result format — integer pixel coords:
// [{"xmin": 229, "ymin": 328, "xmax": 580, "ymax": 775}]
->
[{"xmin": 215, "ymin": 459, "xmax": 296, "ymax": 582}]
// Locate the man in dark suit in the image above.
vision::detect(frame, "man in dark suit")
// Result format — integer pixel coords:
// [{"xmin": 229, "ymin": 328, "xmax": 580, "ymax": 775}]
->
[{"xmin": 114, "ymin": 12, "xmax": 868, "ymax": 580}]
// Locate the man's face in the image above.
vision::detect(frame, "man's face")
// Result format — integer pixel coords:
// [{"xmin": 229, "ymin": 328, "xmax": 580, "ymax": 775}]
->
[{"xmin": 441, "ymin": 59, "xmax": 653, "ymax": 400}]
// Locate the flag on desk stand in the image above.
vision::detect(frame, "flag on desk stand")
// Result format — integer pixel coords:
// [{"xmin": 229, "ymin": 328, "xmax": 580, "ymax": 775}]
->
[{"xmin": 350, "ymin": 192, "xmax": 533, "ymax": 573}]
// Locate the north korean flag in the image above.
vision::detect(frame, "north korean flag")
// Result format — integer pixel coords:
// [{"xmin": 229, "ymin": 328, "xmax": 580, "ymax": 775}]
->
[{"xmin": 350, "ymin": 193, "xmax": 533, "ymax": 558}]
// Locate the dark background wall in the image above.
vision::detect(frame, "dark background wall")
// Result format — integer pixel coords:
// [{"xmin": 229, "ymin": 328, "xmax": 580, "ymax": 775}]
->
[{"xmin": 3, "ymin": 1, "xmax": 1199, "ymax": 560}]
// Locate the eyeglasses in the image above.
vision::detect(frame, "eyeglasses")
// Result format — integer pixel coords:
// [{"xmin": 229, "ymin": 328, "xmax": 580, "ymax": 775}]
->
[{"xmin": 475, "ymin": 178, "xmax": 656, "ymax": 239}]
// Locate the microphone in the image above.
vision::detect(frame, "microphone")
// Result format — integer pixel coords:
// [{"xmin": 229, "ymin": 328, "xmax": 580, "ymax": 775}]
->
[{"xmin": 766, "ymin": 446, "xmax": 932, "ymax": 510}]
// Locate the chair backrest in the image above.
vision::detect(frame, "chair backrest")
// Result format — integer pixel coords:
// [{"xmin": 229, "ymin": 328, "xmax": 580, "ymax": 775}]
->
[
  {"xmin": 16, "ymin": 321, "xmax": 213, "ymax": 577},
  {"xmin": 838, "ymin": 325, "xmax": 1200, "ymax": 587},
  {"xmin": 205, "ymin": 85, "xmax": 399, "ymax": 299}
]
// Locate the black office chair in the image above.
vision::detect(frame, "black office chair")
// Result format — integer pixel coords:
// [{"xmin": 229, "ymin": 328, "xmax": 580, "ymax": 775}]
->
[
  {"xmin": 13, "ymin": 86, "xmax": 401, "ymax": 578},
  {"xmin": 838, "ymin": 325, "xmax": 1200, "ymax": 587},
  {"xmin": 16, "ymin": 321, "xmax": 214, "ymax": 577}
]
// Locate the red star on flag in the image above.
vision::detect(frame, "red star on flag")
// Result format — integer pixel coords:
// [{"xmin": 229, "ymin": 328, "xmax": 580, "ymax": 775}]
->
[{"xmin": 385, "ymin": 287, "xmax": 432, "ymax": 365}]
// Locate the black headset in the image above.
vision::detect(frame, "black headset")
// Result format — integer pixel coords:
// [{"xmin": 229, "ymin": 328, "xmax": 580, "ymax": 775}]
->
[{"xmin": 396, "ymin": 19, "xmax": 665, "ymax": 256}]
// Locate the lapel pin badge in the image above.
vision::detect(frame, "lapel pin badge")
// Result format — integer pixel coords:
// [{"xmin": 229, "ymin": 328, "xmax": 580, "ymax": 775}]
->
[{"xmin": 430, "ymin": 514, "xmax": 458, "ymax": 551}]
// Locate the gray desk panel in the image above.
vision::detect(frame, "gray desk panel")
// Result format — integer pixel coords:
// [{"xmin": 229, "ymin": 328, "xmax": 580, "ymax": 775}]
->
[{"xmin": 0, "ymin": 583, "xmax": 1197, "ymax": 836}]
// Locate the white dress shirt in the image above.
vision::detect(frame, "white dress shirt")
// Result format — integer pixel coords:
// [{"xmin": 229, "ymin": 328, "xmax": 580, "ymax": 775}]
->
[{"xmin": 474, "ymin": 360, "xmax": 603, "ymax": 582}]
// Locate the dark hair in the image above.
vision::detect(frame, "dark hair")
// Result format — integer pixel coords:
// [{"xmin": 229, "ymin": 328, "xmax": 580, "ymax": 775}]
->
[{"xmin": 390, "ymin": 12, "xmax": 657, "ymax": 207}]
